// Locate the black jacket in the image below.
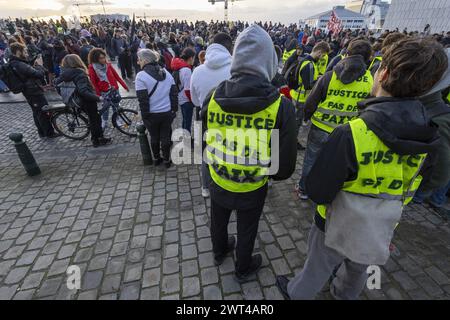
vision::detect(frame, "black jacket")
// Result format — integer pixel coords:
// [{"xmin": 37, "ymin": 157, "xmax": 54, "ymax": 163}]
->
[
  {"xmin": 136, "ymin": 63, "xmax": 178, "ymax": 114},
  {"xmin": 306, "ymin": 97, "xmax": 440, "ymax": 230},
  {"xmin": 8, "ymin": 55, "xmax": 45, "ymax": 96},
  {"xmin": 200, "ymin": 74, "xmax": 298, "ymax": 206},
  {"xmin": 304, "ymin": 55, "xmax": 369, "ymax": 121},
  {"xmin": 54, "ymin": 67, "xmax": 100, "ymax": 103}
]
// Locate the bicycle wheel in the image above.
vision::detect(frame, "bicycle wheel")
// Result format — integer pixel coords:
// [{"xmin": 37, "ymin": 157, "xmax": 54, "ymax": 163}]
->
[
  {"xmin": 112, "ymin": 108, "xmax": 140, "ymax": 137},
  {"xmin": 52, "ymin": 110, "xmax": 90, "ymax": 140}
]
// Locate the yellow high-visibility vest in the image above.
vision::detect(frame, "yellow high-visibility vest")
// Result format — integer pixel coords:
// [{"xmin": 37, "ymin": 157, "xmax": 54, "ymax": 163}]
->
[
  {"xmin": 311, "ymin": 70, "xmax": 373, "ymax": 133},
  {"xmin": 317, "ymin": 118, "xmax": 427, "ymax": 219},
  {"xmin": 289, "ymin": 60, "xmax": 319, "ymax": 104},
  {"xmin": 205, "ymin": 92, "xmax": 282, "ymax": 193}
]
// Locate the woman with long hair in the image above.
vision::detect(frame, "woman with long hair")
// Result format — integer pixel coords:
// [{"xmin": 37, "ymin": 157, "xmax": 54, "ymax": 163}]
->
[
  {"xmin": 55, "ymin": 54, "xmax": 111, "ymax": 147},
  {"xmin": 88, "ymin": 48, "xmax": 129, "ymax": 129}
]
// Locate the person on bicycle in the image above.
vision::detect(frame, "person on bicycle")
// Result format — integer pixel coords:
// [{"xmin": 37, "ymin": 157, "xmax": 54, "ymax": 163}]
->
[
  {"xmin": 55, "ymin": 54, "xmax": 111, "ymax": 148},
  {"xmin": 88, "ymin": 48, "xmax": 129, "ymax": 130},
  {"xmin": 135, "ymin": 49, "xmax": 178, "ymax": 168}
]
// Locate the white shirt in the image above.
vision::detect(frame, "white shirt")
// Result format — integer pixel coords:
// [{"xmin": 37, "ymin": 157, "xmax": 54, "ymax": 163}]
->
[
  {"xmin": 178, "ymin": 67, "xmax": 192, "ymax": 106},
  {"xmin": 135, "ymin": 69, "xmax": 175, "ymax": 113}
]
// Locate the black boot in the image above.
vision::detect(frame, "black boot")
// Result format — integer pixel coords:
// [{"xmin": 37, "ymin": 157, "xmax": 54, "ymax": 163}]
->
[
  {"xmin": 234, "ymin": 254, "xmax": 262, "ymax": 284},
  {"xmin": 276, "ymin": 276, "xmax": 291, "ymax": 300},
  {"xmin": 214, "ymin": 236, "xmax": 236, "ymax": 266}
]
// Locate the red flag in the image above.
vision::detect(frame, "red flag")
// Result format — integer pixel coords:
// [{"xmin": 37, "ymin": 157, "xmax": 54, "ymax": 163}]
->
[{"xmin": 327, "ymin": 10, "xmax": 342, "ymax": 35}]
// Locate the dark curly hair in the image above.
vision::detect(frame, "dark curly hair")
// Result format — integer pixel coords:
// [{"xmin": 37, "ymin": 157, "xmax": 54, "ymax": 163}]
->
[{"xmin": 88, "ymin": 47, "xmax": 107, "ymax": 65}]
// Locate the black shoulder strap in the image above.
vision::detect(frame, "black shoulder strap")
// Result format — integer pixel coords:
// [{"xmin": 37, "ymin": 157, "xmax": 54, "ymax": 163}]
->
[{"xmin": 148, "ymin": 81, "xmax": 159, "ymax": 98}]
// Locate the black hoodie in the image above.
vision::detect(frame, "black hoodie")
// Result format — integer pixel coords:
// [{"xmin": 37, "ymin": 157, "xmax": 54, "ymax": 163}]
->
[
  {"xmin": 305, "ymin": 97, "xmax": 440, "ymax": 231},
  {"xmin": 54, "ymin": 67, "xmax": 100, "ymax": 103},
  {"xmin": 304, "ymin": 55, "xmax": 369, "ymax": 121}
]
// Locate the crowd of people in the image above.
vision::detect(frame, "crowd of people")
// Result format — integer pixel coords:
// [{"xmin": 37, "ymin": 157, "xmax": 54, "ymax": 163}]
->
[{"xmin": 1, "ymin": 16, "xmax": 450, "ymax": 300}]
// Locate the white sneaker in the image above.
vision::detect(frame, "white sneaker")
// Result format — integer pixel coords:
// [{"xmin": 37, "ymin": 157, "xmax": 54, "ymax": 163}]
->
[{"xmin": 201, "ymin": 188, "xmax": 210, "ymax": 198}]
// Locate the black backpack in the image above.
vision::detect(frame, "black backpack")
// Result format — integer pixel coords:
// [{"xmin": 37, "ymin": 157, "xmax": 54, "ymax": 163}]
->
[
  {"xmin": 172, "ymin": 69, "xmax": 182, "ymax": 92},
  {"xmin": 0, "ymin": 63, "xmax": 25, "ymax": 94},
  {"xmin": 284, "ymin": 57, "xmax": 306, "ymax": 91}
]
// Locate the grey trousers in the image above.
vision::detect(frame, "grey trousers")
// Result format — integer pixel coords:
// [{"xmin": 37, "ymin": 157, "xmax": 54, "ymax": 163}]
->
[{"xmin": 287, "ymin": 223, "xmax": 369, "ymax": 300}]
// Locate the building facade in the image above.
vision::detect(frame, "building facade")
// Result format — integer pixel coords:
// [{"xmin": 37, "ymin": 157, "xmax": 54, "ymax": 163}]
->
[
  {"xmin": 305, "ymin": 6, "xmax": 366, "ymax": 30},
  {"xmin": 383, "ymin": 0, "xmax": 450, "ymax": 33},
  {"xmin": 345, "ymin": 0, "xmax": 365, "ymax": 13},
  {"xmin": 360, "ymin": 0, "xmax": 390, "ymax": 31}
]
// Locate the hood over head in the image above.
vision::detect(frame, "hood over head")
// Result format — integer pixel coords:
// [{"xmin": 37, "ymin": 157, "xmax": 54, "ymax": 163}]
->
[
  {"xmin": 143, "ymin": 62, "xmax": 167, "ymax": 82},
  {"xmin": 230, "ymin": 24, "xmax": 278, "ymax": 82},
  {"xmin": 358, "ymin": 97, "xmax": 439, "ymax": 155},
  {"xmin": 204, "ymin": 43, "xmax": 232, "ymax": 70},
  {"xmin": 333, "ymin": 55, "xmax": 368, "ymax": 85}
]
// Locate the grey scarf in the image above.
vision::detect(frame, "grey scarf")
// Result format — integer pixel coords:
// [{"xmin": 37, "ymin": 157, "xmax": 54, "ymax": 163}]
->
[{"xmin": 93, "ymin": 63, "xmax": 108, "ymax": 82}]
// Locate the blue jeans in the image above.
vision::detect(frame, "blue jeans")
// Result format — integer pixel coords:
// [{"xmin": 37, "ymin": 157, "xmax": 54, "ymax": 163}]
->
[
  {"xmin": 299, "ymin": 125, "xmax": 330, "ymax": 192},
  {"xmin": 181, "ymin": 102, "xmax": 194, "ymax": 134},
  {"xmin": 414, "ymin": 181, "xmax": 450, "ymax": 208},
  {"xmin": 0, "ymin": 79, "xmax": 8, "ymax": 91}
]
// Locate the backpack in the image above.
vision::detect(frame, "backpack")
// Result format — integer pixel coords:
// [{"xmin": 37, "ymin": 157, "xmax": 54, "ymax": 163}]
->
[
  {"xmin": 172, "ymin": 69, "xmax": 182, "ymax": 92},
  {"xmin": 57, "ymin": 81, "xmax": 77, "ymax": 105},
  {"xmin": 0, "ymin": 63, "xmax": 25, "ymax": 94},
  {"xmin": 284, "ymin": 57, "xmax": 306, "ymax": 90}
]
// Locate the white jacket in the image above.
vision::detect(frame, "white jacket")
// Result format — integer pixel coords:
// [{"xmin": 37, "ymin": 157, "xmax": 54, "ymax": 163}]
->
[{"xmin": 190, "ymin": 44, "xmax": 232, "ymax": 108}]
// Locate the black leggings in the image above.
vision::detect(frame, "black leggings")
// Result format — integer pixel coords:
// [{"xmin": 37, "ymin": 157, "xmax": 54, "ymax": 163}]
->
[
  {"xmin": 142, "ymin": 111, "xmax": 172, "ymax": 161},
  {"xmin": 81, "ymin": 101, "xmax": 103, "ymax": 140}
]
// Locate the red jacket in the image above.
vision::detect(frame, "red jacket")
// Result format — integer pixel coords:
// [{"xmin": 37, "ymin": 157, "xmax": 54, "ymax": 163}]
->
[{"xmin": 88, "ymin": 63, "xmax": 128, "ymax": 96}]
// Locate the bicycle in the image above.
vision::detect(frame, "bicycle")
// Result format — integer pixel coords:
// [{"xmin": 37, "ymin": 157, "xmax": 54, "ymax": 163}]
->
[{"xmin": 42, "ymin": 100, "xmax": 140, "ymax": 141}]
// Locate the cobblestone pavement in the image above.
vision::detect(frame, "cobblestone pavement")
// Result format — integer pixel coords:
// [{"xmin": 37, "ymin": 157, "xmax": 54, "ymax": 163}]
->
[{"xmin": 0, "ymin": 101, "xmax": 449, "ymax": 300}]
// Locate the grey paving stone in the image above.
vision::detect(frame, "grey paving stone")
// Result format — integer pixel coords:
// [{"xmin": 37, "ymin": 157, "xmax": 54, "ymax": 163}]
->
[
  {"xmin": 258, "ymin": 267, "xmax": 276, "ymax": 287},
  {"xmin": 143, "ymin": 268, "xmax": 161, "ymax": 288},
  {"xmin": 271, "ymin": 258, "xmax": 291, "ymax": 276},
  {"xmin": 201, "ymin": 267, "xmax": 219, "ymax": 286},
  {"xmin": 101, "ymin": 274, "xmax": 122, "ymax": 294},
  {"xmin": 161, "ymin": 274, "xmax": 180, "ymax": 295},
  {"xmin": 4, "ymin": 266, "xmax": 30, "ymax": 284},
  {"xmin": 0, "ymin": 285, "xmax": 19, "ymax": 300},
  {"xmin": 144, "ymin": 252, "xmax": 162, "ymax": 269},
  {"xmin": 78, "ymin": 290, "xmax": 98, "ymax": 300},
  {"xmin": 83, "ymin": 270, "xmax": 104, "ymax": 290},
  {"xmin": 163, "ymin": 257, "xmax": 180, "ymax": 275},
  {"xmin": 182, "ymin": 260, "xmax": 199, "ymax": 277},
  {"xmin": 119, "ymin": 282, "xmax": 141, "ymax": 300},
  {"xmin": 140, "ymin": 287, "xmax": 160, "ymax": 300},
  {"xmin": 203, "ymin": 285, "xmax": 223, "ymax": 300},
  {"xmin": 36, "ymin": 277, "xmax": 63, "ymax": 298},
  {"xmin": 124, "ymin": 264, "xmax": 143, "ymax": 283},
  {"xmin": 392, "ymin": 271, "xmax": 419, "ymax": 291},
  {"xmin": 21, "ymin": 272, "xmax": 45, "ymax": 290},
  {"xmin": 242, "ymin": 281, "xmax": 264, "ymax": 300},
  {"xmin": 424, "ymin": 266, "xmax": 450, "ymax": 285},
  {"xmin": 263, "ymin": 287, "xmax": 285, "ymax": 300},
  {"xmin": 221, "ymin": 274, "xmax": 241, "ymax": 294},
  {"xmin": 182, "ymin": 244, "xmax": 198, "ymax": 260},
  {"xmin": 182, "ymin": 277, "xmax": 200, "ymax": 298}
]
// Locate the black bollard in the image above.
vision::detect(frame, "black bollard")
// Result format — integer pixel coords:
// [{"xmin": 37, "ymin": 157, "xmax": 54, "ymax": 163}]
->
[
  {"xmin": 136, "ymin": 125, "xmax": 153, "ymax": 166},
  {"xmin": 9, "ymin": 133, "xmax": 41, "ymax": 176}
]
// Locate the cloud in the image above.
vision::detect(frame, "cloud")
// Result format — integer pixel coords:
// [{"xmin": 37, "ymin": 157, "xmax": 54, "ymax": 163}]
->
[{"xmin": 0, "ymin": 0, "xmax": 346, "ymax": 23}]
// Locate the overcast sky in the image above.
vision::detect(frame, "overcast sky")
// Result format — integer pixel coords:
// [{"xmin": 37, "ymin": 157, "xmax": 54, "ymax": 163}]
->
[{"xmin": 0, "ymin": 0, "xmax": 348, "ymax": 24}]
